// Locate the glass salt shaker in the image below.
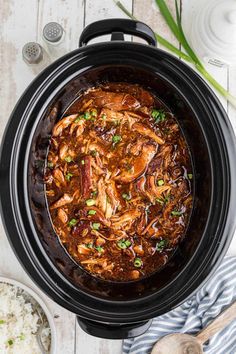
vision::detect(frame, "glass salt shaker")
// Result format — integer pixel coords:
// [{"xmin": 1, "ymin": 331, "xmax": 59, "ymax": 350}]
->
[
  {"xmin": 42, "ymin": 22, "xmax": 66, "ymax": 60},
  {"xmin": 22, "ymin": 42, "xmax": 50, "ymax": 73}
]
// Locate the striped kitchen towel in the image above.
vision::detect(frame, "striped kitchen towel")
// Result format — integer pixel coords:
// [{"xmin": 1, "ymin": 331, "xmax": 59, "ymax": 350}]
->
[{"xmin": 123, "ymin": 257, "xmax": 236, "ymax": 354}]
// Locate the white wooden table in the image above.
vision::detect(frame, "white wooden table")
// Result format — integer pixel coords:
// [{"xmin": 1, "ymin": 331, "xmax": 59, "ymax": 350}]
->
[{"xmin": 1, "ymin": 1, "xmax": 236, "ymax": 353}]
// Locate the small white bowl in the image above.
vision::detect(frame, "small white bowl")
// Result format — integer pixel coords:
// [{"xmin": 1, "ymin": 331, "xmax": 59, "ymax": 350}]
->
[{"xmin": 0, "ymin": 276, "xmax": 56, "ymax": 354}]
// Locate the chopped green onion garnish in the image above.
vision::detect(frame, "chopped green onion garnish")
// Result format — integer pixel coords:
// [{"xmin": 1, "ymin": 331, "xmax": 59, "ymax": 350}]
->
[
  {"xmin": 134, "ymin": 258, "xmax": 142, "ymax": 268},
  {"xmin": 117, "ymin": 239, "xmax": 132, "ymax": 249},
  {"xmin": 84, "ymin": 112, "xmax": 91, "ymax": 120},
  {"xmin": 91, "ymin": 190, "xmax": 98, "ymax": 197},
  {"xmin": 85, "ymin": 243, "xmax": 93, "ymax": 249},
  {"xmin": 112, "ymin": 135, "xmax": 122, "ymax": 144},
  {"xmin": 91, "ymin": 109, "xmax": 97, "ymax": 117},
  {"xmin": 156, "ymin": 194, "xmax": 170, "ymax": 205},
  {"xmin": 102, "ymin": 114, "xmax": 106, "ymax": 120},
  {"xmin": 47, "ymin": 162, "xmax": 54, "ymax": 169},
  {"xmin": 164, "ymin": 194, "xmax": 171, "ymax": 203},
  {"xmin": 92, "ymin": 222, "xmax": 100, "ymax": 230},
  {"xmin": 90, "ymin": 150, "xmax": 97, "ymax": 157},
  {"xmin": 95, "ymin": 246, "xmax": 104, "ymax": 253},
  {"xmin": 86, "ymin": 199, "xmax": 95, "ymax": 206},
  {"xmin": 81, "ymin": 159, "xmax": 85, "ymax": 165},
  {"xmin": 117, "ymin": 240, "xmax": 126, "ymax": 249},
  {"xmin": 88, "ymin": 209, "xmax": 96, "ymax": 215},
  {"xmin": 188, "ymin": 173, "xmax": 193, "ymax": 180},
  {"xmin": 156, "ymin": 239, "xmax": 168, "ymax": 252},
  {"xmin": 157, "ymin": 179, "xmax": 164, "ymax": 186},
  {"xmin": 171, "ymin": 210, "xmax": 183, "ymax": 216},
  {"xmin": 74, "ymin": 116, "xmax": 82, "ymax": 123},
  {"xmin": 7, "ymin": 339, "xmax": 14, "ymax": 346},
  {"xmin": 65, "ymin": 172, "xmax": 73, "ymax": 181},
  {"xmin": 151, "ymin": 109, "xmax": 166, "ymax": 123},
  {"xmin": 156, "ymin": 198, "xmax": 164, "ymax": 205},
  {"xmin": 68, "ymin": 218, "xmax": 77, "ymax": 227},
  {"xmin": 125, "ymin": 240, "xmax": 132, "ymax": 247},
  {"xmin": 0, "ymin": 320, "xmax": 5, "ymax": 324},
  {"xmin": 19, "ymin": 333, "xmax": 25, "ymax": 340},
  {"xmin": 122, "ymin": 193, "xmax": 131, "ymax": 201},
  {"xmin": 65, "ymin": 156, "xmax": 73, "ymax": 163}
]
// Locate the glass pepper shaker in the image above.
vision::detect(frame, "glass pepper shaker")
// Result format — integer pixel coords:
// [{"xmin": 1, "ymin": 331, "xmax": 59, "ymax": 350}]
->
[
  {"xmin": 22, "ymin": 42, "xmax": 50, "ymax": 73},
  {"xmin": 42, "ymin": 22, "xmax": 66, "ymax": 60},
  {"xmin": 22, "ymin": 42, "xmax": 43, "ymax": 64}
]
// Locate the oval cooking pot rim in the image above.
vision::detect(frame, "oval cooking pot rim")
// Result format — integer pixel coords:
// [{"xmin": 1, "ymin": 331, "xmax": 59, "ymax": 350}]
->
[{"xmin": 1, "ymin": 41, "xmax": 236, "ymax": 323}]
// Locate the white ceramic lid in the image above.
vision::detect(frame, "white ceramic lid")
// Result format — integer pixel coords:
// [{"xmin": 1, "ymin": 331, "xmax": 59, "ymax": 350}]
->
[{"xmin": 189, "ymin": 0, "xmax": 236, "ymax": 65}]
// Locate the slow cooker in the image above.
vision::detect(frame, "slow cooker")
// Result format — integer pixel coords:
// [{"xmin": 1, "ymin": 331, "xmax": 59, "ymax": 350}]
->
[{"xmin": 1, "ymin": 19, "xmax": 236, "ymax": 339}]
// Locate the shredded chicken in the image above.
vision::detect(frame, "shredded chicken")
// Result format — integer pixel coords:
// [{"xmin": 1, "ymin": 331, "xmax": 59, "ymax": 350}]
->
[
  {"xmin": 142, "ymin": 216, "xmax": 159, "ymax": 235},
  {"xmin": 52, "ymin": 114, "xmax": 78, "ymax": 137},
  {"xmin": 59, "ymin": 143, "xmax": 68, "ymax": 160},
  {"xmin": 90, "ymin": 89, "xmax": 140, "ymax": 111},
  {"xmin": 100, "ymin": 108, "xmax": 124, "ymax": 121},
  {"xmin": 81, "ymin": 259, "xmax": 106, "ymax": 265},
  {"xmin": 97, "ymin": 178, "xmax": 107, "ymax": 214},
  {"xmin": 106, "ymin": 181, "xmax": 120, "ymax": 212},
  {"xmin": 111, "ymin": 209, "xmax": 141, "ymax": 229},
  {"xmin": 80, "ymin": 156, "xmax": 92, "ymax": 199},
  {"xmin": 46, "ymin": 82, "xmax": 193, "ymax": 281},
  {"xmin": 147, "ymin": 176, "xmax": 172, "ymax": 201},
  {"xmin": 115, "ymin": 144, "xmax": 157, "ymax": 183},
  {"xmin": 53, "ymin": 168, "xmax": 65, "ymax": 187},
  {"xmin": 57, "ymin": 208, "xmax": 68, "ymax": 223},
  {"xmin": 50, "ymin": 193, "xmax": 73, "ymax": 209},
  {"xmin": 77, "ymin": 244, "xmax": 92, "ymax": 255},
  {"xmin": 133, "ymin": 123, "xmax": 165, "ymax": 145},
  {"xmin": 76, "ymin": 120, "xmax": 85, "ymax": 137}
]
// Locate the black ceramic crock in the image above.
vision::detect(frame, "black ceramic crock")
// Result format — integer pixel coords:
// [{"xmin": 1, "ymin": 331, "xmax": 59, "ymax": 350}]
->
[{"xmin": 1, "ymin": 19, "xmax": 236, "ymax": 339}]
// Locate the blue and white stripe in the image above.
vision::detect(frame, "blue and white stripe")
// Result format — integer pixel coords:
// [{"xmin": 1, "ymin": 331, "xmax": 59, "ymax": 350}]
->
[{"xmin": 123, "ymin": 257, "xmax": 236, "ymax": 354}]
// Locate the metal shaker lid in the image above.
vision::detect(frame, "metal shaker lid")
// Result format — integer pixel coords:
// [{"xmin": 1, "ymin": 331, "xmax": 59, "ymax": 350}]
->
[
  {"xmin": 43, "ymin": 22, "xmax": 64, "ymax": 43},
  {"xmin": 22, "ymin": 42, "xmax": 43, "ymax": 64}
]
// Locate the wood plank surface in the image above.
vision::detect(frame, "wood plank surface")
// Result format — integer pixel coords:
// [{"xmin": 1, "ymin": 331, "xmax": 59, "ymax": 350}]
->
[
  {"xmin": 0, "ymin": 0, "xmax": 38, "ymax": 140},
  {"xmin": 85, "ymin": 0, "xmax": 133, "ymax": 43},
  {"xmin": 133, "ymin": 0, "xmax": 180, "ymax": 50}
]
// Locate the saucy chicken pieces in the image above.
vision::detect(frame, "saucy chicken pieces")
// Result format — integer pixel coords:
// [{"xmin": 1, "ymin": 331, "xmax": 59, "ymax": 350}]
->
[{"xmin": 45, "ymin": 83, "xmax": 193, "ymax": 281}]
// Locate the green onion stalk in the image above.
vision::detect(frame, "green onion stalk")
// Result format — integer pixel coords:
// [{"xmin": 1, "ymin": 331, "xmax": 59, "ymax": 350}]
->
[{"xmin": 114, "ymin": 0, "xmax": 236, "ymax": 108}]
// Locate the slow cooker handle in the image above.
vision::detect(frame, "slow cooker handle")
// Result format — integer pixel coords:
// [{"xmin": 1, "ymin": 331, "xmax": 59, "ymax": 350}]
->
[
  {"xmin": 79, "ymin": 18, "xmax": 157, "ymax": 47},
  {"xmin": 77, "ymin": 317, "xmax": 152, "ymax": 339}
]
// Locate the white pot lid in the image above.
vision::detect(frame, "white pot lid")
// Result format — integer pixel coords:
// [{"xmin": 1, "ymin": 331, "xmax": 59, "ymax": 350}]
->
[{"xmin": 189, "ymin": 0, "xmax": 236, "ymax": 65}]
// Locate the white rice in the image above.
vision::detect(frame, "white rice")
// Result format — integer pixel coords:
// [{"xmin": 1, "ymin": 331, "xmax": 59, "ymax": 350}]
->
[{"xmin": 0, "ymin": 282, "xmax": 51, "ymax": 354}]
